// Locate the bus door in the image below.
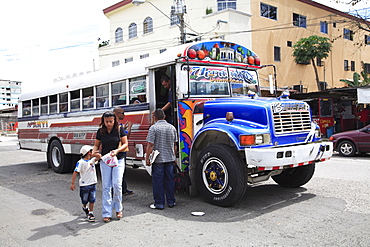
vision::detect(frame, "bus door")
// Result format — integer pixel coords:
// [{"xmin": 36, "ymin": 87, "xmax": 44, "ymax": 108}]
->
[{"xmin": 154, "ymin": 65, "xmax": 177, "ymax": 127}]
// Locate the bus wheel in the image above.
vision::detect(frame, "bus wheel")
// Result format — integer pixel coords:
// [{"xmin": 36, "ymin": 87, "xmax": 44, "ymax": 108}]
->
[
  {"xmin": 272, "ymin": 164, "xmax": 315, "ymax": 188},
  {"xmin": 47, "ymin": 140, "xmax": 71, "ymax": 173},
  {"xmin": 196, "ymin": 144, "xmax": 247, "ymax": 207}
]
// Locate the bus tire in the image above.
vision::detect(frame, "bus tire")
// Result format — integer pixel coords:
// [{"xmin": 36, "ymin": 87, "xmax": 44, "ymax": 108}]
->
[
  {"xmin": 47, "ymin": 139, "xmax": 72, "ymax": 174},
  {"xmin": 272, "ymin": 164, "xmax": 315, "ymax": 188},
  {"xmin": 196, "ymin": 144, "xmax": 247, "ymax": 207}
]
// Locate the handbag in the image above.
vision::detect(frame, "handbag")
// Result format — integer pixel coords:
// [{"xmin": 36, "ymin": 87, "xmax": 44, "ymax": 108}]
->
[
  {"xmin": 173, "ymin": 165, "xmax": 191, "ymax": 190},
  {"xmin": 118, "ymin": 126, "xmax": 129, "ymax": 152}
]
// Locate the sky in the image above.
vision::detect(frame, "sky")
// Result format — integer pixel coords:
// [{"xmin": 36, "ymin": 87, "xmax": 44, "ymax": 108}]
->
[{"xmin": 0, "ymin": 0, "xmax": 368, "ymax": 94}]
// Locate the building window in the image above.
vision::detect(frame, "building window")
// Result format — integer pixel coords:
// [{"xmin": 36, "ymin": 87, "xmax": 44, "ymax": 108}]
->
[
  {"xmin": 129, "ymin": 23, "xmax": 137, "ymax": 39},
  {"xmin": 351, "ymin": 61, "xmax": 355, "ymax": 71},
  {"xmin": 217, "ymin": 0, "xmax": 236, "ymax": 11},
  {"xmin": 171, "ymin": 13, "xmax": 180, "ymax": 26},
  {"xmin": 140, "ymin": 53, "xmax": 149, "ymax": 59},
  {"xmin": 343, "ymin": 28, "xmax": 354, "ymax": 41},
  {"xmin": 159, "ymin": 48, "xmax": 167, "ymax": 53},
  {"xmin": 115, "ymin": 28, "xmax": 123, "ymax": 43},
  {"xmin": 293, "ymin": 13, "xmax": 306, "ymax": 28},
  {"xmin": 365, "ymin": 35, "xmax": 370, "ymax": 45},
  {"xmin": 112, "ymin": 60, "xmax": 120, "ymax": 67},
  {"xmin": 143, "ymin": 17, "xmax": 153, "ymax": 34},
  {"xmin": 364, "ymin": 63, "xmax": 370, "ymax": 73},
  {"xmin": 125, "ymin": 57, "xmax": 133, "ymax": 63},
  {"xmin": 316, "ymin": 57, "xmax": 323, "ymax": 67},
  {"xmin": 344, "ymin": 60, "xmax": 349, "ymax": 71},
  {"xmin": 274, "ymin": 46, "xmax": 281, "ymax": 62},
  {"xmin": 260, "ymin": 3, "xmax": 277, "ymax": 20},
  {"xmin": 320, "ymin": 21, "xmax": 328, "ymax": 34},
  {"xmin": 287, "ymin": 41, "xmax": 292, "ymax": 47}
]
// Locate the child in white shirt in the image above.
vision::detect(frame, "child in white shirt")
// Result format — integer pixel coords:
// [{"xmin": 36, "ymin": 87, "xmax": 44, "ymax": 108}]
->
[{"xmin": 70, "ymin": 145, "xmax": 98, "ymax": 222}]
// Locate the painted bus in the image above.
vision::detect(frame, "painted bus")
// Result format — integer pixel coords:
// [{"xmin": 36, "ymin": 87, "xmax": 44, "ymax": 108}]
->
[{"xmin": 18, "ymin": 40, "xmax": 332, "ymax": 206}]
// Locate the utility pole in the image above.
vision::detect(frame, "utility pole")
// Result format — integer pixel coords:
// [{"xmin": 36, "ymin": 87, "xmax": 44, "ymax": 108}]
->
[{"xmin": 172, "ymin": 0, "xmax": 186, "ymax": 44}]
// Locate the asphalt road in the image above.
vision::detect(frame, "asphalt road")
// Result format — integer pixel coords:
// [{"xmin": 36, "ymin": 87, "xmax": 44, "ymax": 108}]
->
[{"xmin": 0, "ymin": 136, "xmax": 369, "ymax": 246}]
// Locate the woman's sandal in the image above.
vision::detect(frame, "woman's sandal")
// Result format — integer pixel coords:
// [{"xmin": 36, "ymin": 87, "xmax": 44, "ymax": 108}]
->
[
  {"xmin": 116, "ymin": 212, "xmax": 123, "ymax": 220},
  {"xmin": 103, "ymin": 217, "xmax": 111, "ymax": 223}
]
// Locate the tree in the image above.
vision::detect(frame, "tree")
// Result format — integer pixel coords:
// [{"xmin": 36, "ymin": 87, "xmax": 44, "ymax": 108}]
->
[
  {"xmin": 292, "ymin": 35, "xmax": 332, "ymax": 91},
  {"xmin": 340, "ymin": 61, "xmax": 370, "ymax": 87}
]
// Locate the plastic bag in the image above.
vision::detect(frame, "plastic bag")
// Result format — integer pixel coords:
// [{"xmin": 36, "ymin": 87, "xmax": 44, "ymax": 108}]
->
[{"xmin": 101, "ymin": 153, "xmax": 118, "ymax": 167}]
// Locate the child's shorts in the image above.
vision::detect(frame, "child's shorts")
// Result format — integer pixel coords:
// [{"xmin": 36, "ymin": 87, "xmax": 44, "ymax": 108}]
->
[{"xmin": 80, "ymin": 184, "xmax": 96, "ymax": 205}]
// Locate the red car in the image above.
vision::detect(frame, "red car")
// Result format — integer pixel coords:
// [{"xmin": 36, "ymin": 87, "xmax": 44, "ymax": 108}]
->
[{"xmin": 329, "ymin": 124, "xmax": 370, "ymax": 156}]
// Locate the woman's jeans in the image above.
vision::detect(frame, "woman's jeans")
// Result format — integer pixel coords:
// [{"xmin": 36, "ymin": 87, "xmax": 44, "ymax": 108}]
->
[
  {"xmin": 152, "ymin": 162, "xmax": 176, "ymax": 208},
  {"xmin": 100, "ymin": 158, "xmax": 125, "ymax": 218}
]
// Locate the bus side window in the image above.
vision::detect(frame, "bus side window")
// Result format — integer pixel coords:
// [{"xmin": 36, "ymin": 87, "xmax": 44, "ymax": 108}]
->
[
  {"xmin": 96, "ymin": 84, "xmax": 109, "ymax": 108},
  {"xmin": 112, "ymin": 80, "xmax": 126, "ymax": 106},
  {"xmin": 32, "ymin": 98, "xmax": 39, "ymax": 116},
  {"xmin": 49, "ymin": 95, "xmax": 58, "ymax": 114},
  {"xmin": 129, "ymin": 77, "xmax": 146, "ymax": 104},
  {"xmin": 70, "ymin": 90, "xmax": 80, "ymax": 111},
  {"xmin": 22, "ymin": 100, "xmax": 31, "ymax": 116},
  {"xmin": 83, "ymin": 87, "xmax": 94, "ymax": 110},
  {"xmin": 59, "ymin": 93, "xmax": 68, "ymax": 113},
  {"xmin": 40, "ymin": 97, "xmax": 48, "ymax": 115}
]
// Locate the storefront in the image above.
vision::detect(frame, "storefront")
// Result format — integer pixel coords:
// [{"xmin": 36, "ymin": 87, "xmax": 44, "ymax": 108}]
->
[{"xmin": 290, "ymin": 86, "xmax": 369, "ymax": 136}]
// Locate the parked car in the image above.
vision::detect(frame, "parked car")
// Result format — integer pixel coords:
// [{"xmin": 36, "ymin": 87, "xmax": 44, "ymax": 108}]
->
[{"xmin": 329, "ymin": 124, "xmax": 370, "ymax": 156}]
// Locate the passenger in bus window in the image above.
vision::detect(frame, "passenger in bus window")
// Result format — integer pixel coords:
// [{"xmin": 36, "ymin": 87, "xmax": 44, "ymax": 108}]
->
[
  {"xmin": 92, "ymin": 111, "xmax": 128, "ymax": 222},
  {"xmin": 134, "ymin": 94, "xmax": 146, "ymax": 104},
  {"xmin": 103, "ymin": 98, "xmax": 109, "ymax": 107},
  {"xmin": 161, "ymin": 74, "xmax": 173, "ymax": 123},
  {"xmin": 113, "ymin": 107, "xmax": 134, "ymax": 196}
]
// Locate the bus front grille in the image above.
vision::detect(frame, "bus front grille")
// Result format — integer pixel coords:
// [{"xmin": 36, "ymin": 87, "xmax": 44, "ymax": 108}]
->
[{"xmin": 273, "ymin": 111, "xmax": 311, "ymax": 134}]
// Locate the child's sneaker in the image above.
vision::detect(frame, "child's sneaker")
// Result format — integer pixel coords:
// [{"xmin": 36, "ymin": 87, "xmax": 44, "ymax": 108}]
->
[
  {"xmin": 88, "ymin": 213, "xmax": 96, "ymax": 222},
  {"xmin": 82, "ymin": 207, "xmax": 89, "ymax": 216}
]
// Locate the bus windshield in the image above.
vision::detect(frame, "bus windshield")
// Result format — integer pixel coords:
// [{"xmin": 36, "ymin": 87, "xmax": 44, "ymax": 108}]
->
[{"xmin": 188, "ymin": 65, "xmax": 258, "ymax": 97}]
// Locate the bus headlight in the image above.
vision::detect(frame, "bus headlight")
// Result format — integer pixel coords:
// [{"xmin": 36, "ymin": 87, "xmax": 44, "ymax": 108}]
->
[
  {"xmin": 315, "ymin": 128, "xmax": 321, "ymax": 138},
  {"xmin": 240, "ymin": 134, "xmax": 271, "ymax": 146}
]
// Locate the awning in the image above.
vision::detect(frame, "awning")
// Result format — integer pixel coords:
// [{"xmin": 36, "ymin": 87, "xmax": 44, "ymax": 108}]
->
[{"xmin": 357, "ymin": 87, "xmax": 370, "ymax": 103}]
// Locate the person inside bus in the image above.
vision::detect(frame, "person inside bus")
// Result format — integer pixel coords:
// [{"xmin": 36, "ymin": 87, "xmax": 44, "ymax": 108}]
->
[
  {"xmin": 113, "ymin": 107, "xmax": 134, "ymax": 196},
  {"xmin": 133, "ymin": 94, "xmax": 146, "ymax": 104},
  {"xmin": 161, "ymin": 74, "xmax": 173, "ymax": 124},
  {"xmin": 92, "ymin": 111, "xmax": 128, "ymax": 222}
]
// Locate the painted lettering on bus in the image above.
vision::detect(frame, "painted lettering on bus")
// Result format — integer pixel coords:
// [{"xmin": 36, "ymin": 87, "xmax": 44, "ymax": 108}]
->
[
  {"xmin": 73, "ymin": 133, "xmax": 86, "ymax": 139},
  {"xmin": 189, "ymin": 66, "xmax": 256, "ymax": 84},
  {"xmin": 189, "ymin": 67, "xmax": 227, "ymax": 81},
  {"xmin": 27, "ymin": 121, "xmax": 49, "ymax": 128},
  {"xmin": 272, "ymin": 102, "xmax": 309, "ymax": 113}
]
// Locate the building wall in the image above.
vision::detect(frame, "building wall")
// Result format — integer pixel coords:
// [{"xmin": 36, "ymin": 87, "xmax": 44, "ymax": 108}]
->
[
  {"xmin": 0, "ymin": 80, "xmax": 21, "ymax": 110},
  {"xmin": 99, "ymin": 0, "xmax": 370, "ymax": 93},
  {"xmin": 251, "ymin": 0, "xmax": 370, "ymax": 92},
  {"xmin": 99, "ymin": 0, "xmax": 252, "ymax": 69}
]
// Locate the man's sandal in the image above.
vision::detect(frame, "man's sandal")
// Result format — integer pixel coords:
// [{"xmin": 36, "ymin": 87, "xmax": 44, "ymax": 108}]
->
[
  {"xmin": 103, "ymin": 217, "xmax": 111, "ymax": 223},
  {"xmin": 116, "ymin": 212, "xmax": 123, "ymax": 219}
]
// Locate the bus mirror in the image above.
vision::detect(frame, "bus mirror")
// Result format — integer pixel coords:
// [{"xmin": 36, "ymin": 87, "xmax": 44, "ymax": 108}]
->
[
  {"xmin": 269, "ymin": 74, "xmax": 274, "ymax": 95},
  {"xmin": 177, "ymin": 68, "xmax": 189, "ymax": 95}
]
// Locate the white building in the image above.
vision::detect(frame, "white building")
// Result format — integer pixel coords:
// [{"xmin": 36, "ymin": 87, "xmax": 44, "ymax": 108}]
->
[
  {"xmin": 0, "ymin": 80, "xmax": 22, "ymax": 110},
  {"xmin": 99, "ymin": 0, "xmax": 252, "ymax": 69}
]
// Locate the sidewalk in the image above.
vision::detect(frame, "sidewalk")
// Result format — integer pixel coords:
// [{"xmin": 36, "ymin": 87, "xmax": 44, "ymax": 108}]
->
[{"xmin": 0, "ymin": 135, "xmax": 18, "ymax": 144}]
